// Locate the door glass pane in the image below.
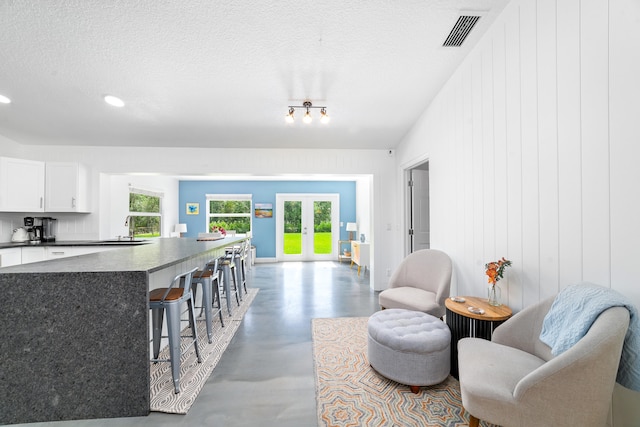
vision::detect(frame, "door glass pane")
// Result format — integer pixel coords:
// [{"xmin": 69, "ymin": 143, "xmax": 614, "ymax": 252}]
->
[
  {"xmin": 284, "ymin": 201, "xmax": 302, "ymax": 255},
  {"xmin": 313, "ymin": 201, "xmax": 332, "ymax": 254}
]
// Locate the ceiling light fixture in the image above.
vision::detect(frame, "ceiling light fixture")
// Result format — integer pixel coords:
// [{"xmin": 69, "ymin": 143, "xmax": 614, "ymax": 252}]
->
[
  {"xmin": 285, "ymin": 107, "xmax": 295, "ymax": 123},
  {"xmin": 0, "ymin": 94, "xmax": 11, "ymax": 104},
  {"xmin": 103, "ymin": 95, "xmax": 125, "ymax": 107},
  {"xmin": 285, "ymin": 100, "xmax": 329, "ymax": 124}
]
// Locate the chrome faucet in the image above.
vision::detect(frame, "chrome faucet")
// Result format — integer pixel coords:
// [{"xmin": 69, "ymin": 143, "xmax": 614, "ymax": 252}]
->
[{"xmin": 124, "ymin": 216, "xmax": 134, "ymax": 240}]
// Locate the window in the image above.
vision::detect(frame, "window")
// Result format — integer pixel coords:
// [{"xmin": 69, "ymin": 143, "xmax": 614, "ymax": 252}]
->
[
  {"xmin": 206, "ymin": 194, "xmax": 252, "ymax": 234},
  {"xmin": 128, "ymin": 188, "xmax": 163, "ymax": 238}
]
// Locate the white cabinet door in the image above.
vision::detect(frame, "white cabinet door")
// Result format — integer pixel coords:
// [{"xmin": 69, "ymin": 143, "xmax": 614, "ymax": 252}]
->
[
  {"xmin": 45, "ymin": 162, "xmax": 90, "ymax": 212},
  {"xmin": 21, "ymin": 247, "xmax": 46, "ymax": 264},
  {"xmin": 0, "ymin": 157, "xmax": 45, "ymax": 212},
  {"xmin": 46, "ymin": 246, "xmax": 116, "ymax": 260},
  {"xmin": 0, "ymin": 248, "xmax": 22, "ymax": 267}
]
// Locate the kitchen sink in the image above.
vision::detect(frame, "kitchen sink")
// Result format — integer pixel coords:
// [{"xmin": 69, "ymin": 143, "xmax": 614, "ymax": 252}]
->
[{"xmin": 91, "ymin": 239, "xmax": 149, "ymax": 245}]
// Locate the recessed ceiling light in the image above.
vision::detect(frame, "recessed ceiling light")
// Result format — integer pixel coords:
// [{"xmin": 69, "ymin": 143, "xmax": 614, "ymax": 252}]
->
[
  {"xmin": 103, "ymin": 95, "xmax": 125, "ymax": 107},
  {"xmin": 0, "ymin": 94, "xmax": 11, "ymax": 104}
]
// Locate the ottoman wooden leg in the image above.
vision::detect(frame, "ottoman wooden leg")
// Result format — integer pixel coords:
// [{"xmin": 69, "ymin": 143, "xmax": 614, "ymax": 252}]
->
[{"xmin": 409, "ymin": 385, "xmax": 420, "ymax": 394}]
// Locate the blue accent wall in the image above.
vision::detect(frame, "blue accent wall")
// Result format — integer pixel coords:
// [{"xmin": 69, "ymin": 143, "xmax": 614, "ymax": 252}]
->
[{"xmin": 179, "ymin": 181, "xmax": 356, "ymax": 258}]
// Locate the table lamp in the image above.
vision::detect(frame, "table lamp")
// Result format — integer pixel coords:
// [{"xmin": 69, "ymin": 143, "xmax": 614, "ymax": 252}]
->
[
  {"xmin": 175, "ymin": 223, "xmax": 187, "ymax": 238},
  {"xmin": 346, "ymin": 222, "xmax": 357, "ymax": 241}
]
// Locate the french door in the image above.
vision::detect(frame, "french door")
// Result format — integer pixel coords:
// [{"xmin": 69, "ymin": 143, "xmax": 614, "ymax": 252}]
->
[{"xmin": 276, "ymin": 193, "xmax": 339, "ymax": 261}]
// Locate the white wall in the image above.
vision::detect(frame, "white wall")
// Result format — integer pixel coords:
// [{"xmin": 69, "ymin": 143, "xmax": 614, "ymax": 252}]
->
[
  {"xmin": 396, "ymin": 0, "xmax": 640, "ymax": 423},
  {"xmin": 0, "ymin": 145, "xmax": 398, "ymax": 290},
  {"xmin": 105, "ymin": 175, "xmax": 180, "ymax": 239}
]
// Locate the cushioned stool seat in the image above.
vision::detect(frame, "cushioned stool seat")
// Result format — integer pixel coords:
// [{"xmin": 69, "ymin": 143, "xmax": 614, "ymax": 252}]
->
[{"xmin": 367, "ymin": 308, "xmax": 451, "ymax": 393}]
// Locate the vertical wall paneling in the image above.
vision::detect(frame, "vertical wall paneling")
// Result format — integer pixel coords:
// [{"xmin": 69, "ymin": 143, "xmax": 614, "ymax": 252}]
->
[
  {"xmin": 453, "ymin": 78, "xmax": 466, "ymax": 295},
  {"xmin": 609, "ymin": 0, "xmax": 640, "ymax": 302},
  {"xmin": 462, "ymin": 70, "xmax": 475, "ymax": 295},
  {"xmin": 481, "ymin": 44, "xmax": 496, "ymax": 266},
  {"xmin": 504, "ymin": 5, "xmax": 524, "ymax": 311},
  {"xmin": 519, "ymin": 0, "xmax": 541, "ymax": 307},
  {"xmin": 471, "ymin": 58, "xmax": 485, "ymax": 289},
  {"xmin": 609, "ymin": 4, "xmax": 640, "ymax": 421},
  {"xmin": 536, "ymin": 0, "xmax": 560, "ymax": 299},
  {"xmin": 556, "ymin": 0, "xmax": 583, "ymax": 289},
  {"xmin": 396, "ymin": 0, "xmax": 640, "ymax": 419},
  {"xmin": 492, "ymin": 24, "xmax": 510, "ymax": 302},
  {"xmin": 580, "ymin": 0, "xmax": 611, "ymax": 286}
]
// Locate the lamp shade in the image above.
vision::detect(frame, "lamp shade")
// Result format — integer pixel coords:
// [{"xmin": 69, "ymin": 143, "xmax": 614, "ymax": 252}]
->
[
  {"xmin": 346, "ymin": 222, "xmax": 358, "ymax": 232},
  {"xmin": 175, "ymin": 223, "xmax": 187, "ymax": 233}
]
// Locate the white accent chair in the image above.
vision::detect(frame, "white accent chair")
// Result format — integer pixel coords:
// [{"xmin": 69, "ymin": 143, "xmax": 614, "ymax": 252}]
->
[
  {"xmin": 458, "ymin": 297, "xmax": 630, "ymax": 427},
  {"xmin": 378, "ymin": 249, "xmax": 452, "ymax": 318}
]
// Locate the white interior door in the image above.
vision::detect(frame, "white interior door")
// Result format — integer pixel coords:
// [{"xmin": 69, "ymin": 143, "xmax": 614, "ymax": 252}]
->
[
  {"xmin": 276, "ymin": 194, "xmax": 339, "ymax": 261},
  {"xmin": 412, "ymin": 169, "xmax": 430, "ymax": 251}
]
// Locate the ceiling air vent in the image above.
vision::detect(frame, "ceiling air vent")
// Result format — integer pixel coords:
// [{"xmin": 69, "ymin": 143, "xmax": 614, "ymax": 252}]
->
[{"xmin": 443, "ymin": 15, "xmax": 481, "ymax": 47}]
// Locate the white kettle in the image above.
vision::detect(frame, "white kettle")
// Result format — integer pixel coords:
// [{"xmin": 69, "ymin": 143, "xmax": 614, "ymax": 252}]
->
[{"xmin": 11, "ymin": 227, "xmax": 29, "ymax": 242}]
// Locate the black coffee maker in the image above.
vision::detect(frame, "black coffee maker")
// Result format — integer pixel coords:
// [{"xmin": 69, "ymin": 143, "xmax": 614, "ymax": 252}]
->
[
  {"xmin": 24, "ymin": 217, "xmax": 38, "ymax": 241},
  {"xmin": 37, "ymin": 217, "xmax": 57, "ymax": 242}
]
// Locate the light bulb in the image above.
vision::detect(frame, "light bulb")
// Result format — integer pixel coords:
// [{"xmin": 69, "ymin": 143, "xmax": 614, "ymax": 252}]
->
[
  {"xmin": 320, "ymin": 108, "xmax": 330, "ymax": 124},
  {"xmin": 104, "ymin": 95, "xmax": 125, "ymax": 107},
  {"xmin": 303, "ymin": 110, "xmax": 312, "ymax": 124},
  {"xmin": 285, "ymin": 108, "xmax": 295, "ymax": 123}
]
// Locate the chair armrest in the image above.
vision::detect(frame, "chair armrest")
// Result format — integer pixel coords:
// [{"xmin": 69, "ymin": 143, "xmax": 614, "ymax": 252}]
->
[{"xmin": 511, "ymin": 307, "xmax": 629, "ymax": 423}]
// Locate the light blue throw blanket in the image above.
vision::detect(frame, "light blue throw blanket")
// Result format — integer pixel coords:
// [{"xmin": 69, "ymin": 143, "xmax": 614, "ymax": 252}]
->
[{"xmin": 540, "ymin": 282, "xmax": 640, "ymax": 391}]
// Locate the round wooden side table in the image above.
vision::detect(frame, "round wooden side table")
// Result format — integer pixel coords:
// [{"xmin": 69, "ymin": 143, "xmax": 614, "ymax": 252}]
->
[{"xmin": 445, "ymin": 296, "xmax": 512, "ymax": 378}]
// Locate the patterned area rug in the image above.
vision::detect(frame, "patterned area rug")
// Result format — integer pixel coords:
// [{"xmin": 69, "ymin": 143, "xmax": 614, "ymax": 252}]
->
[
  {"xmin": 150, "ymin": 288, "xmax": 258, "ymax": 414},
  {"xmin": 312, "ymin": 317, "xmax": 497, "ymax": 427}
]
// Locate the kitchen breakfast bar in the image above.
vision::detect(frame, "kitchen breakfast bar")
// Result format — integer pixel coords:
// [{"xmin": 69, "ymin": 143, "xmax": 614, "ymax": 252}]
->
[{"xmin": 0, "ymin": 236, "xmax": 248, "ymax": 425}]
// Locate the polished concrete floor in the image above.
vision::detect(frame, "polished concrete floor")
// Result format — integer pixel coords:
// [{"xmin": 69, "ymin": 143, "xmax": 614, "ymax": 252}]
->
[{"xmin": 20, "ymin": 261, "xmax": 378, "ymax": 427}]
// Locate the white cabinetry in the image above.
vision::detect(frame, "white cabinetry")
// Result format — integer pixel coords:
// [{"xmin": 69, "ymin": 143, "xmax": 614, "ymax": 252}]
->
[
  {"xmin": 0, "ymin": 248, "xmax": 22, "ymax": 267},
  {"xmin": 46, "ymin": 246, "xmax": 116, "ymax": 260},
  {"xmin": 0, "ymin": 157, "xmax": 90, "ymax": 213},
  {"xmin": 21, "ymin": 247, "xmax": 46, "ymax": 264},
  {"xmin": 0, "ymin": 157, "xmax": 45, "ymax": 212},
  {"xmin": 350, "ymin": 241, "xmax": 370, "ymax": 276},
  {"xmin": 45, "ymin": 162, "xmax": 90, "ymax": 212}
]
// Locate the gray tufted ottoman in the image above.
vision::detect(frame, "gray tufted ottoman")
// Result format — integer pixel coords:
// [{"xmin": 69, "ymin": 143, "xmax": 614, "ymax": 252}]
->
[{"xmin": 367, "ymin": 308, "xmax": 451, "ymax": 393}]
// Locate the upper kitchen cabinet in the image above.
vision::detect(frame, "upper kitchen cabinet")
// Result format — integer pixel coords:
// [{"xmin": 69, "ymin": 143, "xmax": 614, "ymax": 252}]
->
[
  {"xmin": 45, "ymin": 162, "xmax": 90, "ymax": 212},
  {"xmin": 0, "ymin": 157, "xmax": 46, "ymax": 212},
  {"xmin": 0, "ymin": 157, "xmax": 91, "ymax": 213}
]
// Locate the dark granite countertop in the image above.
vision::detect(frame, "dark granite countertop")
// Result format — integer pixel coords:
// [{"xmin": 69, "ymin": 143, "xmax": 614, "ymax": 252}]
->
[
  {"xmin": 0, "ymin": 239, "xmax": 147, "ymax": 249},
  {"xmin": 0, "ymin": 236, "xmax": 247, "ymax": 273}
]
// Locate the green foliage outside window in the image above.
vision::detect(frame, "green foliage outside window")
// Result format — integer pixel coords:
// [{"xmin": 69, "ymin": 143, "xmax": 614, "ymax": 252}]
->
[
  {"xmin": 129, "ymin": 193, "xmax": 161, "ymax": 238},
  {"xmin": 209, "ymin": 200, "xmax": 251, "ymax": 233}
]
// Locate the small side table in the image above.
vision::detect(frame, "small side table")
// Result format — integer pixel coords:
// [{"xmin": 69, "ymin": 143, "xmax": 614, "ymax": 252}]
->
[
  {"xmin": 445, "ymin": 296, "xmax": 512, "ymax": 378},
  {"xmin": 338, "ymin": 240, "xmax": 351, "ymax": 263}
]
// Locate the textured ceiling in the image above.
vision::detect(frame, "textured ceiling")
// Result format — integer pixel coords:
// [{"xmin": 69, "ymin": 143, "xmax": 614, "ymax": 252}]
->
[{"xmin": 0, "ymin": 0, "xmax": 509, "ymax": 150}]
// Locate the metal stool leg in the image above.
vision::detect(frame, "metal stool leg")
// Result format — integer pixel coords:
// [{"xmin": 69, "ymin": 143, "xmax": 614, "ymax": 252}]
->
[
  {"xmin": 221, "ymin": 263, "xmax": 233, "ymax": 316},
  {"xmin": 187, "ymin": 295, "xmax": 202, "ymax": 363},
  {"xmin": 165, "ymin": 303, "xmax": 182, "ymax": 394},
  {"xmin": 212, "ymin": 272, "xmax": 224, "ymax": 327},
  {"xmin": 193, "ymin": 275, "xmax": 213, "ymax": 343},
  {"xmin": 233, "ymin": 256, "xmax": 243, "ymax": 301},
  {"xmin": 230, "ymin": 264, "xmax": 240, "ymax": 306},
  {"xmin": 151, "ymin": 307, "xmax": 164, "ymax": 360}
]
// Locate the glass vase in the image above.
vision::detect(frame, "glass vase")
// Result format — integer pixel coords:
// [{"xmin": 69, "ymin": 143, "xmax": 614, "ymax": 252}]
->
[{"xmin": 488, "ymin": 285, "xmax": 501, "ymax": 306}]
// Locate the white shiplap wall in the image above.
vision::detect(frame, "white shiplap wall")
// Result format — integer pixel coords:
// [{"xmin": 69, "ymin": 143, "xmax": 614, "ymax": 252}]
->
[{"xmin": 397, "ymin": 0, "xmax": 640, "ymax": 423}]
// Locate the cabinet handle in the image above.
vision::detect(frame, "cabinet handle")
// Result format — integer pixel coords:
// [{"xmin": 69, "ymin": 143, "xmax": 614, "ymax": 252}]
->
[
  {"xmin": 50, "ymin": 251, "xmax": 65, "ymax": 255},
  {"xmin": 40, "ymin": 197, "xmax": 43, "ymax": 208},
  {"xmin": 72, "ymin": 197, "xmax": 76, "ymax": 208}
]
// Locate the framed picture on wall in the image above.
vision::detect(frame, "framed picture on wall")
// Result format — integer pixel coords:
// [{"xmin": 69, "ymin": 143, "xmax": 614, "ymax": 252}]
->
[
  {"xmin": 186, "ymin": 203, "xmax": 199, "ymax": 215},
  {"xmin": 255, "ymin": 203, "xmax": 272, "ymax": 218}
]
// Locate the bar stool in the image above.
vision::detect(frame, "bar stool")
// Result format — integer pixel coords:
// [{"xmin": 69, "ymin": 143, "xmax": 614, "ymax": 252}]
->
[
  {"xmin": 149, "ymin": 266, "xmax": 201, "ymax": 394},
  {"xmin": 218, "ymin": 250, "xmax": 240, "ymax": 316},
  {"xmin": 191, "ymin": 258, "xmax": 224, "ymax": 343},
  {"xmin": 225, "ymin": 240, "xmax": 249, "ymax": 298}
]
